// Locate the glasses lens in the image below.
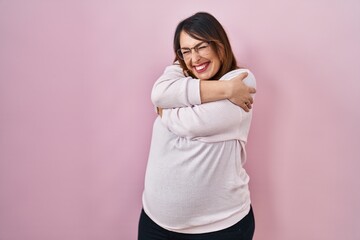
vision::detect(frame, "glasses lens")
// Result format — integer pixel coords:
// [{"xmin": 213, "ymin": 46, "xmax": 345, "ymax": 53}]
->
[
  {"xmin": 177, "ymin": 41, "xmax": 211, "ymax": 60},
  {"xmin": 197, "ymin": 42, "xmax": 210, "ymax": 54}
]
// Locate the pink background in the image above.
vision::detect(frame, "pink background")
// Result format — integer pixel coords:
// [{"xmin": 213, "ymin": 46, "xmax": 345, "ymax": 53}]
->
[{"xmin": 1, "ymin": 0, "xmax": 359, "ymax": 239}]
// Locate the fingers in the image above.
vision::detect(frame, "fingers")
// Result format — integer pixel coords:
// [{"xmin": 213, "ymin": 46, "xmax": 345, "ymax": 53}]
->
[
  {"xmin": 157, "ymin": 107, "xmax": 163, "ymax": 117},
  {"xmin": 240, "ymin": 72, "xmax": 248, "ymax": 79},
  {"xmin": 243, "ymin": 99, "xmax": 254, "ymax": 112},
  {"xmin": 246, "ymin": 102, "xmax": 252, "ymax": 109},
  {"xmin": 241, "ymin": 100, "xmax": 253, "ymax": 112},
  {"xmin": 232, "ymin": 72, "xmax": 248, "ymax": 81},
  {"xmin": 248, "ymin": 96, "xmax": 254, "ymax": 104},
  {"xmin": 249, "ymin": 87, "xmax": 256, "ymax": 94},
  {"xmin": 242, "ymin": 102, "xmax": 250, "ymax": 112}
]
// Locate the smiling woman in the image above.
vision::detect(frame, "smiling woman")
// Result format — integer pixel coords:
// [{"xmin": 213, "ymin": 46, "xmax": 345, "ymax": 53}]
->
[{"xmin": 138, "ymin": 12, "xmax": 257, "ymax": 240}]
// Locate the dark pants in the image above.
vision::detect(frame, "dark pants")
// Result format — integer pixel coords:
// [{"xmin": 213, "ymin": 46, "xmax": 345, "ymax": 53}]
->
[{"xmin": 138, "ymin": 206, "xmax": 255, "ymax": 240}]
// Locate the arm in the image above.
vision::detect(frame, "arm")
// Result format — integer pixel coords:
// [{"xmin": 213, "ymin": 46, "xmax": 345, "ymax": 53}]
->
[
  {"xmin": 161, "ymin": 70, "xmax": 256, "ymax": 142},
  {"xmin": 151, "ymin": 64, "xmax": 256, "ymax": 110},
  {"xmin": 200, "ymin": 73, "xmax": 255, "ymax": 111},
  {"xmin": 151, "ymin": 64, "xmax": 201, "ymax": 108}
]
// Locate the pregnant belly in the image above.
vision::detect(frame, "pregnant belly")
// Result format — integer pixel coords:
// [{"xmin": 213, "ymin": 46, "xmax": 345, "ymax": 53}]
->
[{"xmin": 143, "ymin": 161, "xmax": 248, "ymax": 230}]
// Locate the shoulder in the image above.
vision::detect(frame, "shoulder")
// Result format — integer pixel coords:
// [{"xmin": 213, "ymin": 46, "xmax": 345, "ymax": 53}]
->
[
  {"xmin": 220, "ymin": 68, "xmax": 256, "ymax": 88},
  {"xmin": 164, "ymin": 62, "xmax": 182, "ymax": 72},
  {"xmin": 157, "ymin": 62, "xmax": 186, "ymax": 79},
  {"xmin": 163, "ymin": 62, "xmax": 191, "ymax": 77}
]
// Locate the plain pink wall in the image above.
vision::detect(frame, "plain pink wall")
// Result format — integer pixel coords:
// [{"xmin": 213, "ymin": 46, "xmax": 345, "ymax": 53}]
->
[{"xmin": 1, "ymin": 0, "xmax": 359, "ymax": 239}]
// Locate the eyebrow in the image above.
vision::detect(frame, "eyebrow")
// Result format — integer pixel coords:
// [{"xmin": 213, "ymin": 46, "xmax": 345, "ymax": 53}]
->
[{"xmin": 180, "ymin": 41, "xmax": 207, "ymax": 50}]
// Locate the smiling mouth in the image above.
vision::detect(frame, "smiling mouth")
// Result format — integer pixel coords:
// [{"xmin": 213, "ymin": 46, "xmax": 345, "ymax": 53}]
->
[{"xmin": 193, "ymin": 62, "xmax": 210, "ymax": 73}]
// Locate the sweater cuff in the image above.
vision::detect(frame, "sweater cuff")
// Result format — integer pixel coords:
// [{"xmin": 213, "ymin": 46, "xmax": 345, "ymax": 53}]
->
[{"xmin": 188, "ymin": 79, "xmax": 201, "ymax": 105}]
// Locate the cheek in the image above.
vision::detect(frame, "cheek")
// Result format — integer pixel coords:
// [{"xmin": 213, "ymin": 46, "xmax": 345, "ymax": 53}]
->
[
  {"xmin": 209, "ymin": 51, "xmax": 221, "ymax": 67},
  {"xmin": 184, "ymin": 60, "xmax": 192, "ymax": 70},
  {"xmin": 213, "ymin": 58, "xmax": 221, "ymax": 71}
]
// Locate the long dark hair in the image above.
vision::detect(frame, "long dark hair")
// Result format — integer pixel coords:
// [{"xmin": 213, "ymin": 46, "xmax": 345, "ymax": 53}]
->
[{"xmin": 173, "ymin": 12, "xmax": 238, "ymax": 79}]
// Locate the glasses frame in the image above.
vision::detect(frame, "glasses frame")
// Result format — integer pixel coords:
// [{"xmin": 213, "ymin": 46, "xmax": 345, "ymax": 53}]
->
[{"xmin": 176, "ymin": 41, "xmax": 212, "ymax": 60}]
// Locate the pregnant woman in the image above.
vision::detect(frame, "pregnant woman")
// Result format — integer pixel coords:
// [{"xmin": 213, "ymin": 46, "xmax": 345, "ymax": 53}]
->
[{"xmin": 139, "ymin": 12, "xmax": 257, "ymax": 240}]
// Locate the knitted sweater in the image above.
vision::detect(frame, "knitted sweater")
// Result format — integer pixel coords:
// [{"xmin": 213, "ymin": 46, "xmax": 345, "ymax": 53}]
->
[{"xmin": 142, "ymin": 64, "xmax": 256, "ymax": 234}]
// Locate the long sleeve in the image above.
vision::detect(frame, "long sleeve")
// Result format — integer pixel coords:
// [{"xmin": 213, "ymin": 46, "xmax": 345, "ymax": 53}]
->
[
  {"xmin": 151, "ymin": 64, "xmax": 201, "ymax": 108},
  {"xmin": 161, "ymin": 69, "xmax": 256, "ymax": 143}
]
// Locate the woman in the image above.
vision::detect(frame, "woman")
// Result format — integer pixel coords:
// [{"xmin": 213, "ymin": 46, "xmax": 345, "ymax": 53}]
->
[{"xmin": 139, "ymin": 12, "xmax": 257, "ymax": 240}]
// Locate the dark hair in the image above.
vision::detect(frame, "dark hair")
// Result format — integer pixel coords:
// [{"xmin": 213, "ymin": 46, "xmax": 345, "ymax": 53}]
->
[{"xmin": 173, "ymin": 12, "xmax": 238, "ymax": 79}]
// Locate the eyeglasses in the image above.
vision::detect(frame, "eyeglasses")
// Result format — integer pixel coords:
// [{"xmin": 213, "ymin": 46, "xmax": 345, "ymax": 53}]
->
[{"xmin": 176, "ymin": 41, "xmax": 212, "ymax": 60}]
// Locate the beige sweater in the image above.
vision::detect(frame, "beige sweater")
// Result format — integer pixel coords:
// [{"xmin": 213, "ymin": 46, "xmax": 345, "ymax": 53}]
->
[{"xmin": 142, "ymin": 64, "xmax": 256, "ymax": 233}]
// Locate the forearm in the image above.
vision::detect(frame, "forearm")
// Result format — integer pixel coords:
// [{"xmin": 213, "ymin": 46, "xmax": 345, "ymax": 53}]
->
[
  {"xmin": 161, "ymin": 100, "xmax": 244, "ymax": 141},
  {"xmin": 199, "ymin": 80, "xmax": 230, "ymax": 103},
  {"xmin": 155, "ymin": 79, "xmax": 229, "ymax": 119},
  {"xmin": 152, "ymin": 64, "xmax": 237, "ymax": 107},
  {"xmin": 160, "ymin": 70, "xmax": 256, "ymax": 141},
  {"xmin": 152, "ymin": 65, "xmax": 255, "ymax": 113},
  {"xmin": 153, "ymin": 73, "xmax": 232, "ymax": 107}
]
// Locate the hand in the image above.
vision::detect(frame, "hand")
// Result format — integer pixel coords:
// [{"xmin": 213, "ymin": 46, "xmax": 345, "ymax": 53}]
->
[
  {"xmin": 226, "ymin": 72, "xmax": 256, "ymax": 112},
  {"xmin": 156, "ymin": 107, "xmax": 163, "ymax": 117}
]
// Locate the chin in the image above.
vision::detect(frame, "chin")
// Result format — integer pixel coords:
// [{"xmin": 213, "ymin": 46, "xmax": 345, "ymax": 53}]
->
[{"xmin": 196, "ymin": 72, "xmax": 214, "ymax": 80}]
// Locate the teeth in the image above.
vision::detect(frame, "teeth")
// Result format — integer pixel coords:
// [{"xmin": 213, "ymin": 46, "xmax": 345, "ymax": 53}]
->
[{"xmin": 195, "ymin": 64, "xmax": 206, "ymax": 71}]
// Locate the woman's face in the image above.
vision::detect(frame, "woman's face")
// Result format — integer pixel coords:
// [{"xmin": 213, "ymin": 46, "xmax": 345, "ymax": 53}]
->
[{"xmin": 179, "ymin": 31, "xmax": 221, "ymax": 80}]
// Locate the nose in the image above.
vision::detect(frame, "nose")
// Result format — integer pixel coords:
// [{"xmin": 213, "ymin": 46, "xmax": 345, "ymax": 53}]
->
[{"xmin": 191, "ymin": 49, "xmax": 201, "ymax": 63}]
